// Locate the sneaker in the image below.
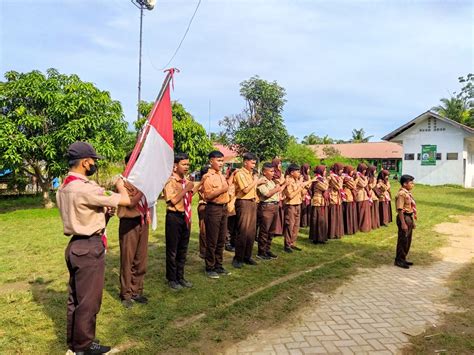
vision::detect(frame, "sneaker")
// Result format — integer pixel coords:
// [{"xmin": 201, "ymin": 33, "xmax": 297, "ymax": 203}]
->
[
  {"xmin": 121, "ymin": 299, "xmax": 133, "ymax": 309},
  {"xmin": 256, "ymin": 254, "xmax": 270, "ymax": 260},
  {"xmin": 215, "ymin": 267, "xmax": 231, "ymax": 275},
  {"xmin": 394, "ymin": 260, "xmax": 409, "ymax": 269},
  {"xmin": 225, "ymin": 243, "xmax": 235, "ymax": 252},
  {"xmin": 178, "ymin": 279, "xmax": 193, "ymax": 288},
  {"xmin": 76, "ymin": 341, "xmax": 111, "ymax": 354},
  {"xmin": 206, "ymin": 270, "xmax": 220, "ymax": 279},
  {"xmin": 232, "ymin": 258, "xmax": 243, "ymax": 269},
  {"xmin": 244, "ymin": 258, "xmax": 258, "ymax": 266},
  {"xmin": 284, "ymin": 247, "xmax": 293, "ymax": 253},
  {"xmin": 168, "ymin": 280, "xmax": 183, "ymax": 290},
  {"xmin": 291, "ymin": 245, "xmax": 302, "ymax": 251},
  {"xmin": 266, "ymin": 251, "xmax": 278, "ymax": 259},
  {"xmin": 131, "ymin": 294, "xmax": 148, "ymax": 304}
]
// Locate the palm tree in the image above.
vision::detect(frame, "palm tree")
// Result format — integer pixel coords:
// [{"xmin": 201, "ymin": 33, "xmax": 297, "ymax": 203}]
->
[
  {"xmin": 351, "ymin": 128, "xmax": 373, "ymax": 143},
  {"xmin": 301, "ymin": 133, "xmax": 320, "ymax": 145},
  {"xmin": 432, "ymin": 97, "xmax": 471, "ymax": 126}
]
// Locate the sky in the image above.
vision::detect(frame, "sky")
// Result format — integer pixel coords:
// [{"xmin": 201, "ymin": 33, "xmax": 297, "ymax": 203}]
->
[{"xmin": 1, "ymin": 0, "xmax": 472, "ymax": 141}]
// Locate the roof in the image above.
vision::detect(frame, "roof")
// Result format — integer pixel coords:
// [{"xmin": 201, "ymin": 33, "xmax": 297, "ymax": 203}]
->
[
  {"xmin": 213, "ymin": 143, "xmax": 239, "ymax": 163},
  {"xmin": 382, "ymin": 110, "xmax": 474, "ymax": 141},
  {"xmin": 309, "ymin": 142, "xmax": 403, "ymax": 159}
]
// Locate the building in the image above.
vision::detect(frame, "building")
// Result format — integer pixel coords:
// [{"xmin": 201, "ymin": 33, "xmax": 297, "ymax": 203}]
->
[
  {"xmin": 309, "ymin": 142, "xmax": 403, "ymax": 176},
  {"xmin": 382, "ymin": 111, "xmax": 474, "ymax": 187}
]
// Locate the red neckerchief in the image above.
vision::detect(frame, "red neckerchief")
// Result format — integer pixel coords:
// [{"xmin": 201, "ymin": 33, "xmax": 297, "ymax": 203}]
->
[
  {"xmin": 331, "ymin": 172, "xmax": 346, "ymax": 201},
  {"xmin": 181, "ymin": 178, "xmax": 192, "ymax": 228}
]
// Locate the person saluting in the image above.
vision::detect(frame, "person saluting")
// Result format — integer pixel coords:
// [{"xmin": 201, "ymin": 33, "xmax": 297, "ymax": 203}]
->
[{"xmin": 56, "ymin": 142, "xmax": 131, "ymax": 355}]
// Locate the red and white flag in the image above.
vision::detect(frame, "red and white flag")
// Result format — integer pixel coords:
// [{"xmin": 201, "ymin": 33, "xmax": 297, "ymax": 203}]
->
[{"xmin": 123, "ymin": 69, "xmax": 177, "ymax": 229}]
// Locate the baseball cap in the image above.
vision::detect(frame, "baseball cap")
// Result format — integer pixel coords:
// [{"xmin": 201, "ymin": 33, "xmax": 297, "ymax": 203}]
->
[{"xmin": 67, "ymin": 142, "xmax": 104, "ymax": 160}]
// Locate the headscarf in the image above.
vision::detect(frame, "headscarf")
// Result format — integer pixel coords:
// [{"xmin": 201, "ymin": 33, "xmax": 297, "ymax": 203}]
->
[
  {"xmin": 367, "ymin": 165, "xmax": 377, "ymax": 178},
  {"xmin": 377, "ymin": 169, "xmax": 390, "ymax": 181},
  {"xmin": 356, "ymin": 163, "xmax": 368, "ymax": 174},
  {"xmin": 272, "ymin": 158, "xmax": 282, "ymax": 179},
  {"xmin": 330, "ymin": 163, "xmax": 344, "ymax": 175},
  {"xmin": 313, "ymin": 165, "xmax": 326, "ymax": 176},
  {"xmin": 343, "ymin": 165, "xmax": 355, "ymax": 176},
  {"xmin": 300, "ymin": 163, "xmax": 310, "ymax": 181}
]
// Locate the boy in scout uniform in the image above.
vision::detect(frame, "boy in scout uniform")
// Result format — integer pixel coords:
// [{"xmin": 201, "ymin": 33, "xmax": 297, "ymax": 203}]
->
[
  {"xmin": 197, "ymin": 165, "xmax": 209, "ymax": 259},
  {"xmin": 201, "ymin": 151, "xmax": 231, "ymax": 278},
  {"xmin": 57, "ymin": 142, "xmax": 131, "ymax": 355},
  {"xmin": 233, "ymin": 153, "xmax": 266, "ymax": 268},
  {"xmin": 256, "ymin": 162, "xmax": 284, "ymax": 260},
  {"xmin": 394, "ymin": 175, "xmax": 416, "ymax": 269},
  {"xmin": 163, "ymin": 153, "xmax": 197, "ymax": 290}
]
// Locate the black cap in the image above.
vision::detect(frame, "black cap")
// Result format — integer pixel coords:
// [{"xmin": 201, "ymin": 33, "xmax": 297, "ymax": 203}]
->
[{"xmin": 67, "ymin": 142, "xmax": 103, "ymax": 160}]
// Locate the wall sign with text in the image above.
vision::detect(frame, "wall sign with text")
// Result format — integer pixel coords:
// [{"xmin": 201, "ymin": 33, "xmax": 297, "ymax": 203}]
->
[{"xmin": 421, "ymin": 145, "xmax": 437, "ymax": 166}]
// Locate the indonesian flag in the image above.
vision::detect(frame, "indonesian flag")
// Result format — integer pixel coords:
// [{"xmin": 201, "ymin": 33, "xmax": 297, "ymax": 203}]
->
[{"xmin": 123, "ymin": 69, "xmax": 177, "ymax": 229}]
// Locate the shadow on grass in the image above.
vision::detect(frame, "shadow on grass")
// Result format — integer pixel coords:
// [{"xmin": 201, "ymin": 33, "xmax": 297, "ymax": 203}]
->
[
  {"xmin": 0, "ymin": 195, "xmax": 46, "ymax": 214},
  {"xmin": 417, "ymin": 200, "xmax": 474, "ymax": 214}
]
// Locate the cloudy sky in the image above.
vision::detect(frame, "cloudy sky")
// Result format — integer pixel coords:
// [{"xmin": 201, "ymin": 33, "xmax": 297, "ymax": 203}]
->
[{"xmin": 1, "ymin": 0, "xmax": 472, "ymax": 141}]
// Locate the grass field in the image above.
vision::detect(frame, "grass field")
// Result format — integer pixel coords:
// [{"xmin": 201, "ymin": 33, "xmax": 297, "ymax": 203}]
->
[{"xmin": 0, "ymin": 185, "xmax": 473, "ymax": 354}]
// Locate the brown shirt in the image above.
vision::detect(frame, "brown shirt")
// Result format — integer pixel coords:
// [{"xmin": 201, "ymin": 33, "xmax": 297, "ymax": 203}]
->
[
  {"xmin": 328, "ymin": 173, "xmax": 343, "ymax": 205},
  {"xmin": 311, "ymin": 177, "xmax": 329, "ymax": 207},
  {"xmin": 355, "ymin": 173, "xmax": 369, "ymax": 202},
  {"xmin": 284, "ymin": 176, "xmax": 302, "ymax": 205},
  {"xmin": 117, "ymin": 180, "xmax": 141, "ymax": 218},
  {"xmin": 342, "ymin": 175, "xmax": 357, "ymax": 203},
  {"xmin": 234, "ymin": 168, "xmax": 257, "ymax": 200},
  {"xmin": 202, "ymin": 168, "xmax": 230, "ymax": 204},
  {"xmin": 368, "ymin": 178, "xmax": 379, "ymax": 201},
  {"xmin": 377, "ymin": 180, "xmax": 392, "ymax": 202},
  {"xmin": 56, "ymin": 172, "xmax": 121, "ymax": 236},
  {"xmin": 163, "ymin": 174, "xmax": 191, "ymax": 212},
  {"xmin": 396, "ymin": 188, "xmax": 414, "ymax": 213}
]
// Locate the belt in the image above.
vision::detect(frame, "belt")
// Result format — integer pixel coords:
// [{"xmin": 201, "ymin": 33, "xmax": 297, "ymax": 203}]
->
[
  {"xmin": 260, "ymin": 201, "xmax": 278, "ymax": 205},
  {"xmin": 403, "ymin": 212, "xmax": 413, "ymax": 216},
  {"xmin": 237, "ymin": 198, "xmax": 256, "ymax": 202},
  {"xmin": 167, "ymin": 210, "xmax": 185, "ymax": 215},
  {"xmin": 71, "ymin": 233, "xmax": 102, "ymax": 240},
  {"xmin": 207, "ymin": 201, "xmax": 227, "ymax": 207}
]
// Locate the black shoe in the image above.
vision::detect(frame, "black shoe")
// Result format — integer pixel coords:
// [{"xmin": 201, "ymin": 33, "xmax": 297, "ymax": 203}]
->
[
  {"xmin": 225, "ymin": 243, "xmax": 235, "ymax": 252},
  {"xmin": 232, "ymin": 258, "xmax": 243, "ymax": 269},
  {"xmin": 256, "ymin": 254, "xmax": 270, "ymax": 260},
  {"xmin": 405, "ymin": 261, "xmax": 414, "ymax": 266},
  {"xmin": 394, "ymin": 260, "xmax": 409, "ymax": 269},
  {"xmin": 121, "ymin": 299, "xmax": 133, "ymax": 309},
  {"xmin": 178, "ymin": 279, "xmax": 193, "ymax": 288},
  {"xmin": 205, "ymin": 270, "xmax": 220, "ymax": 279},
  {"xmin": 284, "ymin": 247, "xmax": 293, "ymax": 253},
  {"xmin": 131, "ymin": 294, "xmax": 148, "ymax": 304},
  {"xmin": 77, "ymin": 341, "xmax": 111, "ymax": 354},
  {"xmin": 215, "ymin": 267, "xmax": 231, "ymax": 275},
  {"xmin": 291, "ymin": 245, "xmax": 302, "ymax": 251},
  {"xmin": 266, "ymin": 251, "xmax": 278, "ymax": 259},
  {"xmin": 168, "ymin": 280, "xmax": 183, "ymax": 290},
  {"xmin": 244, "ymin": 258, "xmax": 258, "ymax": 266}
]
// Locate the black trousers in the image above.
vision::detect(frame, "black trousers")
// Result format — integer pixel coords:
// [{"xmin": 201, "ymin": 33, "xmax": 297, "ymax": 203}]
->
[
  {"xmin": 165, "ymin": 211, "xmax": 190, "ymax": 281},
  {"xmin": 65, "ymin": 235, "xmax": 105, "ymax": 352},
  {"xmin": 396, "ymin": 214, "xmax": 413, "ymax": 262}
]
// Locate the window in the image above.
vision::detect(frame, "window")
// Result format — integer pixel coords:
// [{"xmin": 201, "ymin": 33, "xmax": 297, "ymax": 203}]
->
[
  {"xmin": 447, "ymin": 153, "xmax": 458, "ymax": 160},
  {"xmin": 417, "ymin": 153, "xmax": 421, "ymax": 160},
  {"xmin": 436, "ymin": 153, "xmax": 442, "ymax": 160},
  {"xmin": 404, "ymin": 154, "xmax": 415, "ymax": 160}
]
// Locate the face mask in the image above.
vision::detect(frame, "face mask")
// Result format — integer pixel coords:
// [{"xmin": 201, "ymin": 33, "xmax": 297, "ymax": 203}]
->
[{"xmin": 86, "ymin": 163, "xmax": 97, "ymax": 176}]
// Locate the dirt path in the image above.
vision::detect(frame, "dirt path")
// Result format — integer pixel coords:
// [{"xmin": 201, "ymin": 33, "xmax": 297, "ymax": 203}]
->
[{"xmin": 222, "ymin": 215, "xmax": 474, "ymax": 355}]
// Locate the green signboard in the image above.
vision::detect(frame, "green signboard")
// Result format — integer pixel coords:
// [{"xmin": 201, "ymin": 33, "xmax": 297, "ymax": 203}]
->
[{"xmin": 421, "ymin": 145, "xmax": 436, "ymax": 166}]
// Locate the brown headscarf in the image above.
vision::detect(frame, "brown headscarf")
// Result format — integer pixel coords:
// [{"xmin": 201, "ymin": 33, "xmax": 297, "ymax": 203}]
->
[
  {"xmin": 367, "ymin": 165, "xmax": 377, "ymax": 180},
  {"xmin": 272, "ymin": 158, "xmax": 282, "ymax": 179},
  {"xmin": 301, "ymin": 163, "xmax": 310, "ymax": 181},
  {"xmin": 343, "ymin": 165, "xmax": 355, "ymax": 176},
  {"xmin": 330, "ymin": 163, "xmax": 344, "ymax": 175},
  {"xmin": 356, "ymin": 163, "xmax": 368, "ymax": 174},
  {"xmin": 377, "ymin": 169, "xmax": 390, "ymax": 181},
  {"xmin": 313, "ymin": 165, "xmax": 326, "ymax": 176}
]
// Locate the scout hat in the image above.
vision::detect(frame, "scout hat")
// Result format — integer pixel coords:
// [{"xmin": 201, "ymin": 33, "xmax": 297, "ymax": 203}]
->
[{"xmin": 67, "ymin": 141, "xmax": 103, "ymax": 160}]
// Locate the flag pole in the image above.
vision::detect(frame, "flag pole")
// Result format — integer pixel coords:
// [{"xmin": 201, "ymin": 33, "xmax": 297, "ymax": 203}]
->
[{"xmin": 123, "ymin": 68, "xmax": 178, "ymax": 177}]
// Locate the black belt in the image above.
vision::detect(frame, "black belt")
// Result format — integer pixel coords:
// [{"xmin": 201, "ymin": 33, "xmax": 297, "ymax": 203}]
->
[
  {"xmin": 71, "ymin": 233, "xmax": 102, "ymax": 240},
  {"xmin": 237, "ymin": 198, "xmax": 256, "ymax": 202},
  {"xmin": 260, "ymin": 201, "xmax": 278, "ymax": 205},
  {"xmin": 167, "ymin": 210, "xmax": 185, "ymax": 215},
  {"xmin": 404, "ymin": 212, "xmax": 413, "ymax": 216},
  {"xmin": 207, "ymin": 202, "xmax": 227, "ymax": 207}
]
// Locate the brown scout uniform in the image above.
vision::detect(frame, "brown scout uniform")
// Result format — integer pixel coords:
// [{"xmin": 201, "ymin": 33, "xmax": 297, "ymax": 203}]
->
[
  {"xmin": 257, "ymin": 178, "xmax": 279, "ymax": 256},
  {"xmin": 328, "ymin": 173, "xmax": 344, "ymax": 239},
  {"xmin": 226, "ymin": 178, "xmax": 238, "ymax": 248},
  {"xmin": 234, "ymin": 168, "xmax": 258, "ymax": 262},
  {"xmin": 202, "ymin": 168, "xmax": 230, "ymax": 271},
  {"xmin": 197, "ymin": 183, "xmax": 207, "ymax": 258},
  {"xmin": 163, "ymin": 174, "xmax": 192, "ymax": 282},
  {"xmin": 57, "ymin": 172, "xmax": 121, "ymax": 352},
  {"xmin": 355, "ymin": 173, "xmax": 371, "ymax": 232},
  {"xmin": 342, "ymin": 175, "xmax": 358, "ymax": 235},
  {"xmin": 395, "ymin": 188, "xmax": 415, "ymax": 263},
  {"xmin": 377, "ymin": 179, "xmax": 391, "ymax": 226},
  {"xmin": 283, "ymin": 176, "xmax": 302, "ymax": 248},
  {"xmin": 117, "ymin": 181, "xmax": 149, "ymax": 302},
  {"xmin": 368, "ymin": 178, "xmax": 380, "ymax": 229},
  {"xmin": 309, "ymin": 176, "xmax": 329, "ymax": 243}
]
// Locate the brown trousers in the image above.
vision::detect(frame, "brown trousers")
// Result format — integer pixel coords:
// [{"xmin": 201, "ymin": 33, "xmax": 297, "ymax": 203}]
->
[
  {"xmin": 283, "ymin": 204, "xmax": 301, "ymax": 248},
  {"xmin": 204, "ymin": 203, "xmax": 228, "ymax": 271},
  {"xmin": 309, "ymin": 205, "xmax": 328, "ymax": 243},
  {"xmin": 165, "ymin": 211, "xmax": 190, "ymax": 281},
  {"xmin": 227, "ymin": 215, "xmax": 237, "ymax": 247},
  {"xmin": 198, "ymin": 204, "xmax": 206, "ymax": 257},
  {"xmin": 357, "ymin": 200, "xmax": 371, "ymax": 233},
  {"xmin": 300, "ymin": 202, "xmax": 311, "ymax": 228},
  {"xmin": 274, "ymin": 202, "xmax": 284, "ymax": 236},
  {"xmin": 328, "ymin": 204, "xmax": 344, "ymax": 239},
  {"xmin": 257, "ymin": 202, "xmax": 278, "ymax": 255},
  {"xmin": 119, "ymin": 217, "xmax": 149, "ymax": 301},
  {"xmin": 65, "ymin": 235, "xmax": 105, "ymax": 352},
  {"xmin": 396, "ymin": 214, "xmax": 413, "ymax": 262},
  {"xmin": 371, "ymin": 200, "xmax": 380, "ymax": 229},
  {"xmin": 235, "ymin": 199, "xmax": 257, "ymax": 261},
  {"xmin": 343, "ymin": 201, "xmax": 357, "ymax": 235}
]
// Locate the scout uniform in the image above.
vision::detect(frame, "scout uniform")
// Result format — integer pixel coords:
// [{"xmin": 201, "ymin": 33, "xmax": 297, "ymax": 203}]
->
[
  {"xmin": 226, "ymin": 177, "xmax": 238, "ymax": 251},
  {"xmin": 309, "ymin": 174, "xmax": 329, "ymax": 243},
  {"xmin": 57, "ymin": 172, "xmax": 121, "ymax": 353},
  {"xmin": 355, "ymin": 173, "xmax": 371, "ymax": 232},
  {"xmin": 257, "ymin": 177, "xmax": 279, "ymax": 257},
  {"xmin": 377, "ymin": 178, "xmax": 391, "ymax": 226},
  {"xmin": 202, "ymin": 168, "xmax": 230, "ymax": 273},
  {"xmin": 368, "ymin": 177, "xmax": 380, "ymax": 229},
  {"xmin": 395, "ymin": 187, "xmax": 416, "ymax": 264},
  {"xmin": 197, "ymin": 184, "xmax": 207, "ymax": 258},
  {"xmin": 328, "ymin": 172, "xmax": 344, "ymax": 239},
  {"xmin": 163, "ymin": 174, "xmax": 193, "ymax": 284},
  {"xmin": 234, "ymin": 168, "xmax": 258, "ymax": 263},
  {"xmin": 342, "ymin": 173, "xmax": 358, "ymax": 235},
  {"xmin": 283, "ymin": 176, "xmax": 303, "ymax": 249}
]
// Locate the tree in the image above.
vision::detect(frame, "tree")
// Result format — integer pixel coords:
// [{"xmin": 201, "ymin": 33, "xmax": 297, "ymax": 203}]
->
[
  {"xmin": 220, "ymin": 76, "xmax": 290, "ymax": 161},
  {"xmin": 283, "ymin": 138, "xmax": 318, "ymax": 166},
  {"xmin": 351, "ymin": 128, "xmax": 373, "ymax": 143},
  {"xmin": 301, "ymin": 133, "xmax": 335, "ymax": 145},
  {"xmin": 209, "ymin": 131, "xmax": 228, "ymax": 145},
  {"xmin": 432, "ymin": 74, "xmax": 473, "ymax": 127},
  {"xmin": 137, "ymin": 101, "xmax": 213, "ymax": 171},
  {"xmin": 0, "ymin": 69, "xmax": 127, "ymax": 207}
]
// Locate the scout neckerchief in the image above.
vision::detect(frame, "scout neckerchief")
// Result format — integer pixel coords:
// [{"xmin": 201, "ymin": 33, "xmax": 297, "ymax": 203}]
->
[
  {"xmin": 402, "ymin": 188, "xmax": 417, "ymax": 220},
  {"xmin": 357, "ymin": 172, "xmax": 372, "ymax": 205},
  {"xmin": 330, "ymin": 172, "xmax": 346, "ymax": 201},
  {"xmin": 181, "ymin": 178, "xmax": 192, "ymax": 227},
  {"xmin": 315, "ymin": 174, "xmax": 329, "ymax": 210}
]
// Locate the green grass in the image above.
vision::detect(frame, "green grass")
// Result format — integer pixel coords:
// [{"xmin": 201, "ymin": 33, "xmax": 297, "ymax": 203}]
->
[{"xmin": 0, "ymin": 185, "xmax": 473, "ymax": 353}]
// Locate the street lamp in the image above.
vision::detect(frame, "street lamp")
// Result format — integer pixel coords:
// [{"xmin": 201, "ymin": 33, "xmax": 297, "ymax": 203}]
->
[{"xmin": 131, "ymin": 0, "xmax": 156, "ymax": 120}]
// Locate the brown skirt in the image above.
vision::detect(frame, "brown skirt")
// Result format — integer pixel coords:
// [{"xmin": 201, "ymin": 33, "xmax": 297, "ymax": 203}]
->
[
  {"xmin": 328, "ymin": 204, "xmax": 344, "ymax": 239},
  {"xmin": 273, "ymin": 202, "xmax": 284, "ymax": 236},
  {"xmin": 371, "ymin": 200, "xmax": 380, "ymax": 229},
  {"xmin": 379, "ymin": 201, "xmax": 391, "ymax": 226},
  {"xmin": 309, "ymin": 206, "xmax": 328, "ymax": 243},
  {"xmin": 357, "ymin": 200, "xmax": 371, "ymax": 233},
  {"xmin": 343, "ymin": 201, "xmax": 358, "ymax": 235},
  {"xmin": 300, "ymin": 202, "xmax": 311, "ymax": 228}
]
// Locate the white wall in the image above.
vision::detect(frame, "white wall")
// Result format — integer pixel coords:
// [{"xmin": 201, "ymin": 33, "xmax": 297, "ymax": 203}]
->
[
  {"xmin": 396, "ymin": 116, "xmax": 470, "ymax": 186},
  {"xmin": 464, "ymin": 139, "xmax": 474, "ymax": 188}
]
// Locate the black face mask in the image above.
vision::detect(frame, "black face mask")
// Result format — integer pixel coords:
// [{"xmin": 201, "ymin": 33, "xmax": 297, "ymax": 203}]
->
[{"xmin": 86, "ymin": 163, "xmax": 97, "ymax": 176}]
